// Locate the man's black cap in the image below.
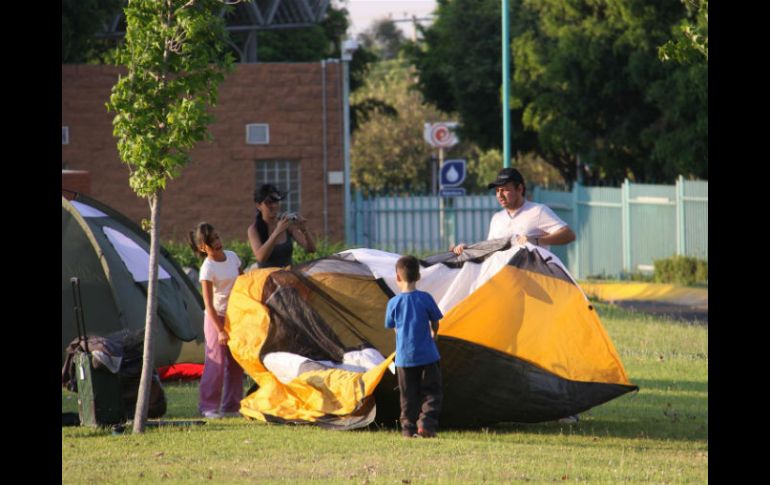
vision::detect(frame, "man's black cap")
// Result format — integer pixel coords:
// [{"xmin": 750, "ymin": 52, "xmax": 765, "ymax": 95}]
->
[{"xmin": 487, "ymin": 167, "xmax": 525, "ymax": 189}]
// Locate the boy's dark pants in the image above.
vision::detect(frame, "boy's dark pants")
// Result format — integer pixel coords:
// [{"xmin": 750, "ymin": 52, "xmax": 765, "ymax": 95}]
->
[{"xmin": 396, "ymin": 361, "xmax": 442, "ymax": 435}]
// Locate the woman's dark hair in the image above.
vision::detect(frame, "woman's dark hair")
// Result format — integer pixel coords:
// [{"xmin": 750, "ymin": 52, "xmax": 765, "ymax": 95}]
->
[
  {"xmin": 188, "ymin": 222, "xmax": 217, "ymax": 259},
  {"xmin": 253, "ymin": 184, "xmax": 284, "ymax": 243},
  {"xmin": 395, "ymin": 255, "xmax": 421, "ymax": 283},
  {"xmin": 253, "ymin": 184, "xmax": 284, "ymax": 204},
  {"xmin": 254, "ymin": 212, "xmax": 269, "ymax": 244}
]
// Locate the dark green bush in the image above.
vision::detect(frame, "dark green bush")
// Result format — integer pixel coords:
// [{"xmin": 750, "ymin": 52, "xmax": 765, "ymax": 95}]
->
[
  {"xmin": 164, "ymin": 238, "xmax": 349, "ymax": 271},
  {"xmin": 653, "ymin": 255, "xmax": 708, "ymax": 286},
  {"xmin": 293, "ymin": 239, "xmax": 348, "ymax": 264},
  {"xmin": 162, "ymin": 240, "xmax": 199, "ymax": 269},
  {"xmin": 621, "ymin": 271, "xmax": 654, "ymax": 282}
]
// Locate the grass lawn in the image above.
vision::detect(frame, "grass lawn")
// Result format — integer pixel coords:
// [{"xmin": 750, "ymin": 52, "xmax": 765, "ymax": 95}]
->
[{"xmin": 62, "ymin": 302, "xmax": 707, "ymax": 483}]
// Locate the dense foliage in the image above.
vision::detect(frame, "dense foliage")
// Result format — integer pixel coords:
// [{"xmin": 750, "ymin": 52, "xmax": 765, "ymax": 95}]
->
[{"xmin": 408, "ymin": 0, "xmax": 707, "ymax": 185}]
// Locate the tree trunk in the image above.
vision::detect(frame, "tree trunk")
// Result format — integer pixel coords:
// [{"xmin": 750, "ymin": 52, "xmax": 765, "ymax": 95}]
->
[{"xmin": 132, "ymin": 191, "xmax": 163, "ymax": 433}]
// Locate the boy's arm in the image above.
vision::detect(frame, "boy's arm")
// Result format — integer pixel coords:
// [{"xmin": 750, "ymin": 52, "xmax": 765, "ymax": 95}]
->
[
  {"xmin": 430, "ymin": 320, "xmax": 439, "ymax": 341},
  {"xmin": 428, "ymin": 297, "xmax": 443, "ymax": 341}
]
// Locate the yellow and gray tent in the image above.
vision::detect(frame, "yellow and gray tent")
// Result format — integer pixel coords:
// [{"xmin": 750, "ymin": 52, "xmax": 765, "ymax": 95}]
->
[
  {"xmin": 62, "ymin": 193, "xmax": 205, "ymax": 367},
  {"xmin": 227, "ymin": 239, "xmax": 637, "ymax": 428}
]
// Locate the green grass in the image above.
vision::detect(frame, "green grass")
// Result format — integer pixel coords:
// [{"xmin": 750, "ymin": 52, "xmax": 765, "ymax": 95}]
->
[{"xmin": 62, "ymin": 303, "xmax": 707, "ymax": 483}]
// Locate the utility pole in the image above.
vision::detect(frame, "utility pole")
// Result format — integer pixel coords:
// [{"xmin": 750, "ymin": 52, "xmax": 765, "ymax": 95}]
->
[
  {"xmin": 502, "ymin": 0, "xmax": 511, "ymax": 168},
  {"xmin": 341, "ymin": 38, "xmax": 359, "ymax": 245}
]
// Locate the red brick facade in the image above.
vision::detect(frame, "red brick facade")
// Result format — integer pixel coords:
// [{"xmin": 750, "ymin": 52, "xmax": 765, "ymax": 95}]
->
[
  {"xmin": 62, "ymin": 63, "xmax": 346, "ymax": 243},
  {"xmin": 62, "ymin": 170, "xmax": 91, "ymax": 199}
]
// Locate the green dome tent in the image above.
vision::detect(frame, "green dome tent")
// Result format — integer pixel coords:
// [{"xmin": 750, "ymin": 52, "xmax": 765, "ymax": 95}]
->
[{"xmin": 61, "ymin": 193, "xmax": 205, "ymax": 366}]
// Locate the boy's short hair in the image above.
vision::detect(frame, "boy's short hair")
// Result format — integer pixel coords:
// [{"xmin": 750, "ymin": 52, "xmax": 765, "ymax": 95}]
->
[{"xmin": 395, "ymin": 255, "xmax": 421, "ymax": 283}]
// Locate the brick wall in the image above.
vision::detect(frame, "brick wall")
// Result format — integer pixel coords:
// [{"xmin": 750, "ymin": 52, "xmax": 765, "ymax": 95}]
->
[
  {"xmin": 62, "ymin": 170, "xmax": 91, "ymax": 199},
  {"xmin": 62, "ymin": 63, "xmax": 346, "ymax": 243}
]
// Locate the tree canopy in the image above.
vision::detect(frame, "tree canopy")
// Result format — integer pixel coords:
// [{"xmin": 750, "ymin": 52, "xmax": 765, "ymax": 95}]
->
[
  {"xmin": 107, "ymin": 0, "xmax": 233, "ymax": 432},
  {"xmin": 62, "ymin": 0, "xmax": 123, "ymax": 63},
  {"xmin": 408, "ymin": 0, "xmax": 707, "ymax": 185},
  {"xmin": 357, "ymin": 18, "xmax": 407, "ymax": 61},
  {"xmin": 351, "ymin": 59, "xmax": 565, "ymax": 194}
]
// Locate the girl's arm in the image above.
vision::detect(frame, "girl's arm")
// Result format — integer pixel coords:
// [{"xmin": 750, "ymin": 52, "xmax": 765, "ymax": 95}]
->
[
  {"xmin": 289, "ymin": 216, "xmax": 317, "ymax": 253},
  {"xmin": 248, "ymin": 218, "xmax": 291, "ymax": 264},
  {"xmin": 201, "ymin": 279, "xmax": 228, "ymax": 345}
]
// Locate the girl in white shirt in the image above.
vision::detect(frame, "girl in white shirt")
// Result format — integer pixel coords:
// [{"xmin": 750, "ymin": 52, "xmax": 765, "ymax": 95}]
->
[{"xmin": 189, "ymin": 222, "xmax": 244, "ymax": 419}]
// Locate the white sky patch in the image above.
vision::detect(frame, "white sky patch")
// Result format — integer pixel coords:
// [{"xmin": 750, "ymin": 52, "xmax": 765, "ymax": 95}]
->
[{"xmin": 335, "ymin": 0, "xmax": 437, "ymax": 40}]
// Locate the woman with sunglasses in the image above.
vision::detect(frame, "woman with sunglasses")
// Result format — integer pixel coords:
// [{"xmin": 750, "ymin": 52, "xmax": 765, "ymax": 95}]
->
[{"xmin": 247, "ymin": 184, "xmax": 316, "ymax": 268}]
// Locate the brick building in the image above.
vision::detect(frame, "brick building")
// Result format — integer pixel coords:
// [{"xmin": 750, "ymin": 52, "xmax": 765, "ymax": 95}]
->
[{"xmin": 62, "ymin": 62, "xmax": 347, "ymax": 243}]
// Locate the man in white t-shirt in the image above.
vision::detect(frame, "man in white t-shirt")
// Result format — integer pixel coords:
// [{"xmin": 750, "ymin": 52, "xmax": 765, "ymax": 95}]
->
[
  {"xmin": 452, "ymin": 167, "xmax": 579, "ymax": 425},
  {"xmin": 453, "ymin": 167, "xmax": 575, "ymax": 254}
]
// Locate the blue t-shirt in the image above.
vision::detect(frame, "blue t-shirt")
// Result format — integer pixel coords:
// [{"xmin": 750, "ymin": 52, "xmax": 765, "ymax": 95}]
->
[{"xmin": 384, "ymin": 290, "xmax": 443, "ymax": 367}]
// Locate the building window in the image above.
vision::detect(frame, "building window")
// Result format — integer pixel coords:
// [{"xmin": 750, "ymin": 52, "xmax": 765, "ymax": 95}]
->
[
  {"xmin": 62, "ymin": 126, "xmax": 69, "ymax": 145},
  {"xmin": 246, "ymin": 123, "xmax": 269, "ymax": 145},
  {"xmin": 255, "ymin": 160, "xmax": 300, "ymax": 214}
]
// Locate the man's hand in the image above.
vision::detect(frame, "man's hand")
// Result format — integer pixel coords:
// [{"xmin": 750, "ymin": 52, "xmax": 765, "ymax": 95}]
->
[{"xmin": 451, "ymin": 243, "xmax": 466, "ymax": 255}]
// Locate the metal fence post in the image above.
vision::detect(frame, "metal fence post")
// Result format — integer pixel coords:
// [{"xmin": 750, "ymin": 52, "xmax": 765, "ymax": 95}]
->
[
  {"xmin": 676, "ymin": 175, "xmax": 685, "ymax": 255},
  {"xmin": 354, "ymin": 189, "xmax": 363, "ymax": 247},
  {"xmin": 621, "ymin": 178, "xmax": 631, "ymax": 275},
  {"xmin": 572, "ymin": 181, "xmax": 581, "ymax": 280}
]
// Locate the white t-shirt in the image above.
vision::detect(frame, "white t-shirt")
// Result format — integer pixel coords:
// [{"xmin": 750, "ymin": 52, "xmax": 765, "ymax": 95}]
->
[
  {"xmin": 199, "ymin": 250, "xmax": 242, "ymax": 316},
  {"xmin": 487, "ymin": 200, "xmax": 567, "ymax": 250}
]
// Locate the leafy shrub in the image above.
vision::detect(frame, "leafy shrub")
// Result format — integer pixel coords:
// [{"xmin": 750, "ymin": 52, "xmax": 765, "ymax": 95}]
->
[
  {"xmin": 227, "ymin": 239, "xmax": 256, "ymax": 269},
  {"xmin": 164, "ymin": 238, "xmax": 349, "ymax": 270},
  {"xmin": 622, "ymin": 271, "xmax": 654, "ymax": 282},
  {"xmin": 162, "ymin": 240, "xmax": 198, "ymax": 270},
  {"xmin": 293, "ymin": 238, "xmax": 348, "ymax": 264},
  {"xmin": 653, "ymin": 255, "xmax": 708, "ymax": 286},
  {"xmin": 162, "ymin": 239, "xmax": 254, "ymax": 270}
]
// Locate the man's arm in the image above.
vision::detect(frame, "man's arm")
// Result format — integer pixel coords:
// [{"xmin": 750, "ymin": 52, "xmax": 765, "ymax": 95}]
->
[
  {"xmin": 539, "ymin": 226, "xmax": 576, "ymax": 246},
  {"xmin": 516, "ymin": 225, "xmax": 576, "ymax": 246}
]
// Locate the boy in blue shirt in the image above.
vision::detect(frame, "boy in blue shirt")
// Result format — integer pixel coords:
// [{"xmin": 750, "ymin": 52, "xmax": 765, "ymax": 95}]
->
[{"xmin": 385, "ymin": 255, "xmax": 444, "ymax": 438}]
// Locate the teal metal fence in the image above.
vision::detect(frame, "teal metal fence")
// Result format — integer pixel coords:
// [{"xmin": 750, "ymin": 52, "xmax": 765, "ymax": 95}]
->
[{"xmin": 351, "ymin": 176, "xmax": 707, "ymax": 279}]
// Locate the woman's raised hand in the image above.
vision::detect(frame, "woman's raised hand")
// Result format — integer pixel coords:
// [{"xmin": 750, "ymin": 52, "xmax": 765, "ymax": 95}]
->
[{"xmin": 275, "ymin": 215, "xmax": 293, "ymax": 234}]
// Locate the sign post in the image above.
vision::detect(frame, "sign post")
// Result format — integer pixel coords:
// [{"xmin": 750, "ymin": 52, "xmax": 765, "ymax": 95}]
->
[
  {"xmin": 438, "ymin": 159, "xmax": 466, "ymax": 248},
  {"xmin": 424, "ymin": 122, "xmax": 460, "ymax": 248}
]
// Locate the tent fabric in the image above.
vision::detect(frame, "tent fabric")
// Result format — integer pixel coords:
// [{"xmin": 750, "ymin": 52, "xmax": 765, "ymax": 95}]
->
[
  {"xmin": 62, "ymin": 194, "xmax": 205, "ymax": 367},
  {"xmin": 226, "ymin": 241, "xmax": 637, "ymax": 428},
  {"xmin": 103, "ymin": 226, "xmax": 171, "ymax": 281},
  {"xmin": 227, "ymin": 268, "xmax": 394, "ymax": 429},
  {"xmin": 157, "ymin": 363, "xmax": 204, "ymax": 381}
]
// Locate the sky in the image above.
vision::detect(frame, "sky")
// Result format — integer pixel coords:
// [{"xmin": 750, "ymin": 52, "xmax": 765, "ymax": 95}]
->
[{"xmin": 333, "ymin": 0, "xmax": 438, "ymax": 41}]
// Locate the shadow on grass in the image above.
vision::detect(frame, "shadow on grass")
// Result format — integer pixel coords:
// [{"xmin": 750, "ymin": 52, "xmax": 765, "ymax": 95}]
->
[
  {"xmin": 461, "ymin": 377, "xmax": 707, "ymax": 443},
  {"xmin": 594, "ymin": 302, "xmax": 708, "ymax": 327},
  {"xmin": 64, "ymin": 354, "xmax": 706, "ymax": 443}
]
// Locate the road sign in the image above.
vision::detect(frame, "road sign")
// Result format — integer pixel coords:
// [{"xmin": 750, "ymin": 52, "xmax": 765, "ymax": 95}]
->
[
  {"xmin": 439, "ymin": 187, "xmax": 466, "ymax": 197},
  {"xmin": 424, "ymin": 122, "xmax": 459, "ymax": 148},
  {"xmin": 440, "ymin": 159, "xmax": 466, "ymax": 187}
]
